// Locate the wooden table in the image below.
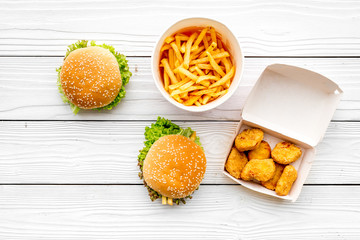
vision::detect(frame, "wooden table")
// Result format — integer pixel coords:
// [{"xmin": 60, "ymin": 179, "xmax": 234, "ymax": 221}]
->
[{"xmin": 1, "ymin": 1, "xmax": 359, "ymax": 239}]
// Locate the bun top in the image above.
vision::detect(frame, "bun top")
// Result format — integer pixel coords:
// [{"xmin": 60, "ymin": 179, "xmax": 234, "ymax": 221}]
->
[
  {"xmin": 60, "ymin": 46, "xmax": 122, "ymax": 109},
  {"xmin": 143, "ymin": 135, "xmax": 206, "ymax": 199}
]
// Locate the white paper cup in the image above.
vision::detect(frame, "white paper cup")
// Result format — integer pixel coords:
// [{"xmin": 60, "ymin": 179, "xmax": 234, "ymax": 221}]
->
[{"xmin": 152, "ymin": 17, "xmax": 244, "ymax": 112}]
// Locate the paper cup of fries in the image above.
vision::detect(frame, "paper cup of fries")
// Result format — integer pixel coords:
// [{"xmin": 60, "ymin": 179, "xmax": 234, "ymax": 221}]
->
[{"xmin": 152, "ymin": 17, "xmax": 244, "ymax": 112}]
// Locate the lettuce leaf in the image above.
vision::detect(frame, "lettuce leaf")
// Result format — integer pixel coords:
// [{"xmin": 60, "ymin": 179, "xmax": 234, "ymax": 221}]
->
[
  {"xmin": 178, "ymin": 127, "xmax": 202, "ymax": 148},
  {"xmin": 138, "ymin": 117, "xmax": 203, "ymax": 205},
  {"xmin": 57, "ymin": 40, "xmax": 132, "ymax": 114}
]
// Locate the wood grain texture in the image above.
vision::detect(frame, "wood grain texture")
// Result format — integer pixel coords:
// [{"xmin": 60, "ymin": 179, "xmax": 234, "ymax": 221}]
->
[
  {"xmin": 0, "ymin": 185, "xmax": 359, "ymax": 239},
  {"xmin": 0, "ymin": 1, "xmax": 359, "ymax": 238},
  {"xmin": 0, "ymin": 57, "xmax": 358, "ymax": 120},
  {"xmin": 1, "ymin": 0, "xmax": 360, "ymax": 56},
  {"xmin": 1, "ymin": 121, "xmax": 358, "ymax": 184}
]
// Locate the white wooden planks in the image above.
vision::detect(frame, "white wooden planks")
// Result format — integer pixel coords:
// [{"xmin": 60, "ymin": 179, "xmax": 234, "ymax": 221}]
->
[
  {"xmin": 0, "ymin": 57, "xmax": 358, "ymax": 120},
  {"xmin": 1, "ymin": 121, "xmax": 359, "ymax": 184},
  {"xmin": 1, "ymin": 1, "xmax": 360, "ymax": 238},
  {"xmin": 1, "ymin": 0, "xmax": 360, "ymax": 56},
  {"xmin": 0, "ymin": 185, "xmax": 359, "ymax": 239}
]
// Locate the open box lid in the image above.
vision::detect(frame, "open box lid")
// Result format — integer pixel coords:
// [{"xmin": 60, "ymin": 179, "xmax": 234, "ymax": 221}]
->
[{"xmin": 242, "ymin": 64, "xmax": 343, "ymax": 147}]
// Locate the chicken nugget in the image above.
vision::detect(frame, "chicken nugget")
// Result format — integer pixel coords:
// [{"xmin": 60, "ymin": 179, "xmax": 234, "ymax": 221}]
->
[
  {"xmin": 235, "ymin": 128, "xmax": 264, "ymax": 152},
  {"xmin": 271, "ymin": 141, "xmax": 302, "ymax": 164},
  {"xmin": 248, "ymin": 140, "xmax": 271, "ymax": 160},
  {"xmin": 225, "ymin": 147, "xmax": 248, "ymax": 179},
  {"xmin": 275, "ymin": 165, "xmax": 297, "ymax": 196},
  {"xmin": 241, "ymin": 158, "xmax": 275, "ymax": 182},
  {"xmin": 261, "ymin": 163, "xmax": 285, "ymax": 190}
]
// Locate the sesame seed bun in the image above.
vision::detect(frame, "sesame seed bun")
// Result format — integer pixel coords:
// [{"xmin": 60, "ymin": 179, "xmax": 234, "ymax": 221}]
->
[
  {"xmin": 143, "ymin": 135, "xmax": 206, "ymax": 199},
  {"xmin": 60, "ymin": 46, "xmax": 122, "ymax": 109}
]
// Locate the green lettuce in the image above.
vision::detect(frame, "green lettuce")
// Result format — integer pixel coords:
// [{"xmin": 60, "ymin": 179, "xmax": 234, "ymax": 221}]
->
[
  {"xmin": 138, "ymin": 117, "xmax": 203, "ymax": 205},
  {"xmin": 56, "ymin": 40, "xmax": 132, "ymax": 114},
  {"xmin": 178, "ymin": 127, "xmax": 202, "ymax": 148}
]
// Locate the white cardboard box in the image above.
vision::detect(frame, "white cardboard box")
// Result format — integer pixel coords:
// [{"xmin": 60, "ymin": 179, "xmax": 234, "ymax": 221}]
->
[{"xmin": 223, "ymin": 64, "xmax": 343, "ymax": 202}]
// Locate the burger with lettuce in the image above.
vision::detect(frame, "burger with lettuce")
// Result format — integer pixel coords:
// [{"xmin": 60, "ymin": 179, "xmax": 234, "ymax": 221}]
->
[
  {"xmin": 57, "ymin": 40, "xmax": 132, "ymax": 114},
  {"xmin": 138, "ymin": 117, "xmax": 207, "ymax": 205}
]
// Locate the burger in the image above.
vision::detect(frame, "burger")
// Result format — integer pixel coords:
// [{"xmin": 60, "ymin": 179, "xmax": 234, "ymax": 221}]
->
[
  {"xmin": 56, "ymin": 40, "xmax": 132, "ymax": 114},
  {"xmin": 138, "ymin": 117, "xmax": 207, "ymax": 205}
]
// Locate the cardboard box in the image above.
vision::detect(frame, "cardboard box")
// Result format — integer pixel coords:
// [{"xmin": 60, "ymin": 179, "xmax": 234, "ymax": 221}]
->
[{"xmin": 223, "ymin": 64, "xmax": 343, "ymax": 201}]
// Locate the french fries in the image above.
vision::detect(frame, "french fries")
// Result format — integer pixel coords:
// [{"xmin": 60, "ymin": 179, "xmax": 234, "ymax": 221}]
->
[
  {"xmin": 183, "ymin": 32, "xmax": 198, "ymax": 69},
  {"xmin": 159, "ymin": 26, "xmax": 235, "ymax": 106}
]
